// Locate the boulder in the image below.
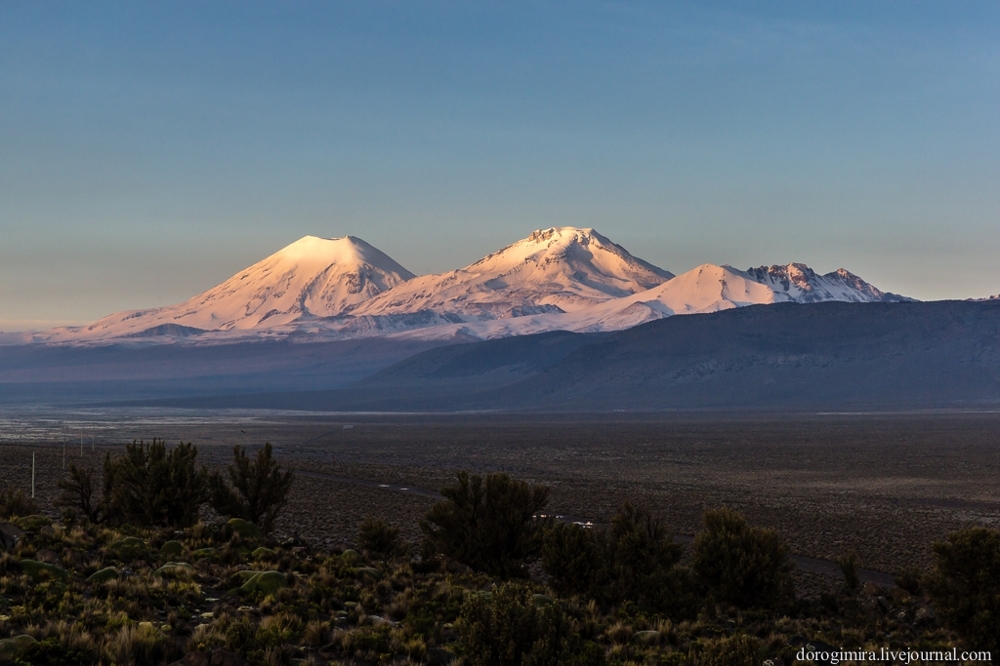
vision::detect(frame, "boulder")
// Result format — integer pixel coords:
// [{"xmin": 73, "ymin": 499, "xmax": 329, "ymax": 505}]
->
[
  {"xmin": 17, "ymin": 559, "xmax": 68, "ymax": 581},
  {"xmin": 251, "ymin": 547, "xmax": 277, "ymax": 560},
  {"xmin": 238, "ymin": 570, "xmax": 287, "ymax": 596},
  {"xmin": 14, "ymin": 515, "xmax": 51, "ymax": 532},
  {"xmin": 159, "ymin": 540, "xmax": 185, "ymax": 558},
  {"xmin": 155, "ymin": 562, "xmax": 196, "ymax": 577},
  {"xmin": 0, "ymin": 635, "xmax": 37, "ymax": 659},
  {"xmin": 340, "ymin": 549, "xmax": 363, "ymax": 565},
  {"xmin": 0, "ymin": 522, "xmax": 24, "ymax": 550},
  {"xmin": 86, "ymin": 566, "xmax": 119, "ymax": 584},
  {"xmin": 227, "ymin": 519, "xmax": 261, "ymax": 539},
  {"xmin": 192, "ymin": 547, "xmax": 218, "ymax": 558}
]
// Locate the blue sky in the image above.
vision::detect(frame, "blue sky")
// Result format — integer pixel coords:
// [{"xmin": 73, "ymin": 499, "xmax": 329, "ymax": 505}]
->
[{"xmin": 2, "ymin": 1, "xmax": 998, "ymax": 330}]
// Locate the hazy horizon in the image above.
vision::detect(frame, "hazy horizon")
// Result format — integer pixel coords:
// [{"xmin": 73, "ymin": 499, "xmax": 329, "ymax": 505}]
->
[{"xmin": 3, "ymin": 2, "xmax": 999, "ymax": 331}]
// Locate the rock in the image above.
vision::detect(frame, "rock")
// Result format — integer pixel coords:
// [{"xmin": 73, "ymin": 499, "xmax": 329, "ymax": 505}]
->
[
  {"xmin": 0, "ymin": 522, "xmax": 24, "ymax": 550},
  {"xmin": 228, "ymin": 519, "xmax": 262, "ymax": 539},
  {"xmin": 39, "ymin": 525, "xmax": 58, "ymax": 539},
  {"xmin": 238, "ymin": 570, "xmax": 287, "ymax": 596},
  {"xmin": 251, "ymin": 547, "xmax": 277, "ymax": 559},
  {"xmin": 863, "ymin": 582, "xmax": 880, "ymax": 597},
  {"xmin": 0, "ymin": 635, "xmax": 37, "ymax": 658},
  {"xmin": 35, "ymin": 549, "xmax": 60, "ymax": 564},
  {"xmin": 86, "ymin": 567, "xmax": 119, "ymax": 584},
  {"xmin": 160, "ymin": 540, "xmax": 185, "ymax": 558},
  {"xmin": 155, "ymin": 562, "xmax": 196, "ymax": 577},
  {"xmin": 192, "ymin": 547, "xmax": 218, "ymax": 558},
  {"xmin": 889, "ymin": 587, "xmax": 910, "ymax": 604},
  {"xmin": 633, "ymin": 630, "xmax": 660, "ymax": 645},
  {"xmin": 355, "ymin": 567, "xmax": 382, "ymax": 581},
  {"xmin": 17, "ymin": 559, "xmax": 68, "ymax": 581},
  {"xmin": 532, "ymin": 594, "xmax": 553, "ymax": 606},
  {"xmin": 14, "ymin": 515, "xmax": 52, "ymax": 532},
  {"xmin": 915, "ymin": 604, "xmax": 936, "ymax": 621},
  {"xmin": 340, "ymin": 549, "xmax": 363, "ymax": 565},
  {"xmin": 110, "ymin": 536, "xmax": 146, "ymax": 554}
]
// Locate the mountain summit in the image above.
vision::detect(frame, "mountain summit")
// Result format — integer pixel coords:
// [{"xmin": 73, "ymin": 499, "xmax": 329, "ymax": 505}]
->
[
  {"xmin": 43, "ymin": 236, "xmax": 415, "ymax": 341},
  {"xmin": 349, "ymin": 227, "xmax": 674, "ymax": 320}
]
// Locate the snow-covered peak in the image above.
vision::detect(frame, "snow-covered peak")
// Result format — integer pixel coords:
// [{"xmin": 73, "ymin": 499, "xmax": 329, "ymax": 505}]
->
[
  {"xmin": 348, "ymin": 227, "xmax": 674, "ymax": 320},
  {"xmin": 37, "ymin": 235, "xmax": 415, "ymax": 342},
  {"xmin": 740, "ymin": 263, "xmax": 909, "ymax": 303}
]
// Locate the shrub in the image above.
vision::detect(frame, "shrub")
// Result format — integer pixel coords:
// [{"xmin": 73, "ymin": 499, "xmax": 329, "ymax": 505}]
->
[
  {"xmin": 55, "ymin": 464, "xmax": 101, "ymax": 523},
  {"xmin": 838, "ymin": 551, "xmax": 861, "ymax": 593},
  {"xmin": 894, "ymin": 567, "xmax": 923, "ymax": 596},
  {"xmin": 692, "ymin": 507, "xmax": 794, "ymax": 609},
  {"xmin": 358, "ymin": 515, "xmax": 403, "ymax": 558},
  {"xmin": 542, "ymin": 522, "xmax": 602, "ymax": 597},
  {"xmin": 607, "ymin": 501, "xmax": 683, "ymax": 603},
  {"xmin": 925, "ymin": 526, "xmax": 1000, "ymax": 651},
  {"xmin": 209, "ymin": 443, "xmax": 294, "ymax": 535},
  {"xmin": 0, "ymin": 485, "xmax": 37, "ymax": 520},
  {"xmin": 420, "ymin": 472, "xmax": 549, "ymax": 578},
  {"xmin": 542, "ymin": 503, "xmax": 697, "ymax": 617},
  {"xmin": 700, "ymin": 633, "xmax": 763, "ymax": 666},
  {"xmin": 102, "ymin": 439, "xmax": 209, "ymax": 528},
  {"xmin": 458, "ymin": 582, "xmax": 603, "ymax": 666}
]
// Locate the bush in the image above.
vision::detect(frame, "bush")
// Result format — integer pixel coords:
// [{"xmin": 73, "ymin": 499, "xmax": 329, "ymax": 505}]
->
[
  {"xmin": 102, "ymin": 439, "xmax": 209, "ymax": 528},
  {"xmin": 838, "ymin": 551, "xmax": 861, "ymax": 593},
  {"xmin": 0, "ymin": 486, "xmax": 36, "ymax": 520},
  {"xmin": 542, "ymin": 522, "xmax": 602, "ymax": 597},
  {"xmin": 209, "ymin": 443, "xmax": 294, "ymax": 535},
  {"xmin": 925, "ymin": 526, "xmax": 1000, "ymax": 651},
  {"xmin": 700, "ymin": 633, "xmax": 763, "ymax": 666},
  {"xmin": 894, "ymin": 567, "xmax": 923, "ymax": 596},
  {"xmin": 358, "ymin": 515, "xmax": 403, "ymax": 558},
  {"xmin": 55, "ymin": 464, "xmax": 101, "ymax": 523},
  {"xmin": 420, "ymin": 472, "xmax": 549, "ymax": 578},
  {"xmin": 458, "ymin": 582, "xmax": 603, "ymax": 666},
  {"xmin": 692, "ymin": 507, "xmax": 794, "ymax": 609},
  {"xmin": 542, "ymin": 503, "xmax": 697, "ymax": 617}
]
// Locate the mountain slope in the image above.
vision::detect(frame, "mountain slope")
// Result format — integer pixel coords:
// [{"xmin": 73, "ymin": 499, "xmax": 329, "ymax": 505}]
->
[
  {"xmin": 138, "ymin": 300, "xmax": 1000, "ymax": 412},
  {"xmin": 36, "ymin": 236, "xmax": 415, "ymax": 342}
]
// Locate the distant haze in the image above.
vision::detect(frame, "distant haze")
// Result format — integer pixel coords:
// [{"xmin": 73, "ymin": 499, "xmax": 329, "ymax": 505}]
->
[{"xmin": 2, "ymin": 2, "xmax": 999, "ymax": 331}]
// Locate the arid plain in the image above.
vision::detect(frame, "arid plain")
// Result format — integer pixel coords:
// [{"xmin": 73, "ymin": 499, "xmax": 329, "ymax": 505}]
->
[{"xmin": 2, "ymin": 410, "xmax": 998, "ymax": 595}]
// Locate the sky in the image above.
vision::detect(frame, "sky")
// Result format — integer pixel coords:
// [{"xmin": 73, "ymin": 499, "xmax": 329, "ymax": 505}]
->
[{"xmin": 2, "ymin": 1, "xmax": 999, "ymax": 331}]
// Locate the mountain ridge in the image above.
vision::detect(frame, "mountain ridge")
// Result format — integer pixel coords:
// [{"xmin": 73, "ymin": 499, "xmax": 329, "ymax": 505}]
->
[{"xmin": 20, "ymin": 227, "xmax": 912, "ymax": 346}]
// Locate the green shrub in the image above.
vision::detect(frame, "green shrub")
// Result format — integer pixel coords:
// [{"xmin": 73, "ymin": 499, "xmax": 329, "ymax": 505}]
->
[
  {"xmin": 838, "ymin": 551, "xmax": 861, "ymax": 592},
  {"xmin": 358, "ymin": 515, "xmax": 403, "ymax": 558},
  {"xmin": 692, "ymin": 507, "xmax": 794, "ymax": 609},
  {"xmin": 0, "ymin": 486, "xmax": 37, "ymax": 520},
  {"xmin": 925, "ymin": 526, "xmax": 1000, "ymax": 651},
  {"xmin": 102, "ymin": 439, "xmax": 209, "ymax": 528},
  {"xmin": 458, "ymin": 582, "xmax": 603, "ymax": 666},
  {"xmin": 701, "ymin": 633, "xmax": 763, "ymax": 666},
  {"xmin": 542, "ymin": 503, "xmax": 697, "ymax": 617},
  {"xmin": 421, "ymin": 472, "xmax": 550, "ymax": 578},
  {"xmin": 895, "ymin": 567, "xmax": 923, "ymax": 595},
  {"xmin": 209, "ymin": 443, "xmax": 294, "ymax": 535},
  {"xmin": 55, "ymin": 464, "xmax": 102, "ymax": 523},
  {"xmin": 542, "ymin": 521, "xmax": 602, "ymax": 597}
]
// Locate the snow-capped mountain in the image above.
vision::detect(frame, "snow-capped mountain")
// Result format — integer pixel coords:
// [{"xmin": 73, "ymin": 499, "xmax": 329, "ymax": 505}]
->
[
  {"xmin": 389, "ymin": 262, "xmax": 910, "ymax": 340},
  {"xmin": 27, "ymin": 228, "xmax": 914, "ymax": 345},
  {"xmin": 348, "ymin": 227, "xmax": 673, "ymax": 320},
  {"xmin": 37, "ymin": 236, "xmax": 415, "ymax": 342}
]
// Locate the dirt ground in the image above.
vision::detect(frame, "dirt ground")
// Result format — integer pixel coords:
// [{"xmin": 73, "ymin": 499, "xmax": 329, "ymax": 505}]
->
[{"xmin": 2, "ymin": 409, "xmax": 998, "ymax": 586}]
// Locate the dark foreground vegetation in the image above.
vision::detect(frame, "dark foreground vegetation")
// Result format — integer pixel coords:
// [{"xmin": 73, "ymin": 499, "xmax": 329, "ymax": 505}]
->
[{"xmin": 0, "ymin": 440, "xmax": 997, "ymax": 666}]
